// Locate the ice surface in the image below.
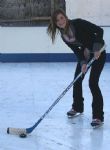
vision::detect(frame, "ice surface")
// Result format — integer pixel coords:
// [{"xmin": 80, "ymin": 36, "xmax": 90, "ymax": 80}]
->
[{"xmin": 0, "ymin": 62, "xmax": 110, "ymax": 150}]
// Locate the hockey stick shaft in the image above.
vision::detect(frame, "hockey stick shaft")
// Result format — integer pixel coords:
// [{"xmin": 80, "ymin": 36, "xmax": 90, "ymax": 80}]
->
[
  {"xmin": 7, "ymin": 44, "xmax": 106, "ymax": 135},
  {"xmin": 26, "ymin": 71, "xmax": 83, "ymax": 133},
  {"xmin": 7, "ymin": 69, "xmax": 83, "ymax": 135}
]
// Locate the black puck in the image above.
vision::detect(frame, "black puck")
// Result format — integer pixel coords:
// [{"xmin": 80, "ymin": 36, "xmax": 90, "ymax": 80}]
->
[
  {"xmin": 19, "ymin": 133, "xmax": 27, "ymax": 138},
  {"xmin": 7, "ymin": 128, "xmax": 9, "ymax": 134}
]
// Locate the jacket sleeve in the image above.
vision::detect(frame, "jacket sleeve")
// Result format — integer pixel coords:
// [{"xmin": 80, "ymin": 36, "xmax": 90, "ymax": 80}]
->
[{"xmin": 77, "ymin": 19, "xmax": 104, "ymax": 52}]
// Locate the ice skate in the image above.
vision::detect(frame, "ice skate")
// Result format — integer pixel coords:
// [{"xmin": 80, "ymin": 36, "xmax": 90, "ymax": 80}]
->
[
  {"xmin": 67, "ymin": 108, "xmax": 82, "ymax": 118},
  {"xmin": 91, "ymin": 119, "xmax": 103, "ymax": 128}
]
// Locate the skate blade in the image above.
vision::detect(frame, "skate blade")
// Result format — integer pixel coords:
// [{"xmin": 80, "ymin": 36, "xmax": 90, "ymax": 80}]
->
[
  {"xmin": 91, "ymin": 123, "xmax": 103, "ymax": 129},
  {"xmin": 67, "ymin": 113, "xmax": 83, "ymax": 118}
]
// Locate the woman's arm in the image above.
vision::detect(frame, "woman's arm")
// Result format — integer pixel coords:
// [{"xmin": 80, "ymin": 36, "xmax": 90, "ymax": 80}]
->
[{"xmin": 77, "ymin": 19, "xmax": 104, "ymax": 52}]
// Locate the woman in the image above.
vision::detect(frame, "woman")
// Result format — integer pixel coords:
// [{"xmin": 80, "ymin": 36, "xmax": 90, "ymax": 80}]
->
[{"xmin": 47, "ymin": 9, "xmax": 106, "ymax": 126}]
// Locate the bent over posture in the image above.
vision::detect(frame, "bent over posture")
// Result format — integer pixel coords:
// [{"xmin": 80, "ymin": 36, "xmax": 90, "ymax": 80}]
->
[{"xmin": 47, "ymin": 9, "xmax": 106, "ymax": 127}]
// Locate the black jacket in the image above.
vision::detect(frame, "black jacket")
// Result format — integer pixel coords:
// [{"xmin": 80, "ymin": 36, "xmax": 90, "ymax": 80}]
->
[{"xmin": 61, "ymin": 18, "xmax": 104, "ymax": 64}]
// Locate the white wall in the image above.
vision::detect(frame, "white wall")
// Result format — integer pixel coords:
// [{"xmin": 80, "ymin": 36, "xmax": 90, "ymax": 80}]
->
[
  {"xmin": 0, "ymin": 26, "xmax": 110, "ymax": 53},
  {"xmin": 66, "ymin": 0, "xmax": 110, "ymax": 26},
  {"xmin": 0, "ymin": 26, "xmax": 71, "ymax": 54}
]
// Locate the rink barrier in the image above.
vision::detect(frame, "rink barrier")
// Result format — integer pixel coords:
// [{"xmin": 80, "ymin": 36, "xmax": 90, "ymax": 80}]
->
[{"xmin": 0, "ymin": 53, "xmax": 110, "ymax": 62}]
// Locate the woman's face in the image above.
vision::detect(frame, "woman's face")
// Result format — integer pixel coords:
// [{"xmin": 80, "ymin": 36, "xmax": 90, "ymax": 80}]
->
[{"xmin": 56, "ymin": 13, "xmax": 67, "ymax": 29}]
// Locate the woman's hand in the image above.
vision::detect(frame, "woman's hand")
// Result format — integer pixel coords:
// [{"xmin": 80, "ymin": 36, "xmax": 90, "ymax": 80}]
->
[
  {"xmin": 81, "ymin": 64, "xmax": 87, "ymax": 74},
  {"xmin": 94, "ymin": 51, "xmax": 101, "ymax": 60}
]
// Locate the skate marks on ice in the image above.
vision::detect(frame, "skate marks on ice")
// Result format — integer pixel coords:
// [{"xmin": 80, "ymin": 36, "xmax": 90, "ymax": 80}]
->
[
  {"xmin": 30, "ymin": 125, "xmax": 87, "ymax": 150},
  {"xmin": 0, "ymin": 63, "xmax": 109, "ymax": 150},
  {"xmin": 67, "ymin": 114, "xmax": 90, "ymax": 128},
  {"xmin": 0, "ymin": 113, "xmax": 109, "ymax": 150},
  {"xmin": 29, "ymin": 116, "xmax": 105, "ymax": 150}
]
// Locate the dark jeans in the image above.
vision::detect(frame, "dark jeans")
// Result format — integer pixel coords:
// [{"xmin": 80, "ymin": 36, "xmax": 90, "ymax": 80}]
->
[{"xmin": 72, "ymin": 51, "xmax": 106, "ymax": 121}]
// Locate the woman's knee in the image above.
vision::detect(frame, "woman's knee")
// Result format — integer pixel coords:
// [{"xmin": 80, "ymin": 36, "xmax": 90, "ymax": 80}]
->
[{"xmin": 89, "ymin": 78, "xmax": 98, "ymax": 90}]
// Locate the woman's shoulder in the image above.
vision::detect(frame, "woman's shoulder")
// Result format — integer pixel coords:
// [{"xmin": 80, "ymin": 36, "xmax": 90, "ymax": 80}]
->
[
  {"xmin": 69, "ymin": 18, "xmax": 84, "ymax": 26},
  {"xmin": 69, "ymin": 18, "xmax": 83, "ymax": 23}
]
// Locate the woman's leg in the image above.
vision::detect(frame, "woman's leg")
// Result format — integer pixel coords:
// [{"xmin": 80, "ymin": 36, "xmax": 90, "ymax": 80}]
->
[
  {"xmin": 72, "ymin": 63, "xmax": 85, "ymax": 113},
  {"xmin": 89, "ymin": 51, "xmax": 106, "ymax": 122}
]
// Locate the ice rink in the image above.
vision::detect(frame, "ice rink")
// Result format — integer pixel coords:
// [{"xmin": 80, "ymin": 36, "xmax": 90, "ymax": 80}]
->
[{"xmin": 0, "ymin": 62, "xmax": 110, "ymax": 150}]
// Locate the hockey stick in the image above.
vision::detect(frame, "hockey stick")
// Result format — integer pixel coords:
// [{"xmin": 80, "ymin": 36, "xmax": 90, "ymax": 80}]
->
[{"xmin": 7, "ymin": 45, "xmax": 106, "ymax": 137}]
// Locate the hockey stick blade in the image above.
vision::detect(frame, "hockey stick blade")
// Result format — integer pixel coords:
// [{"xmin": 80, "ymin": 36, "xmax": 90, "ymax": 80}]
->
[{"xmin": 7, "ymin": 127, "xmax": 27, "ymax": 135}]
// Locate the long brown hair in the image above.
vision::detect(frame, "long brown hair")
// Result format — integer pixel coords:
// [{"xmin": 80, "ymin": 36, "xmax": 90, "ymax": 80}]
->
[{"xmin": 47, "ymin": 9, "xmax": 68, "ymax": 43}]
